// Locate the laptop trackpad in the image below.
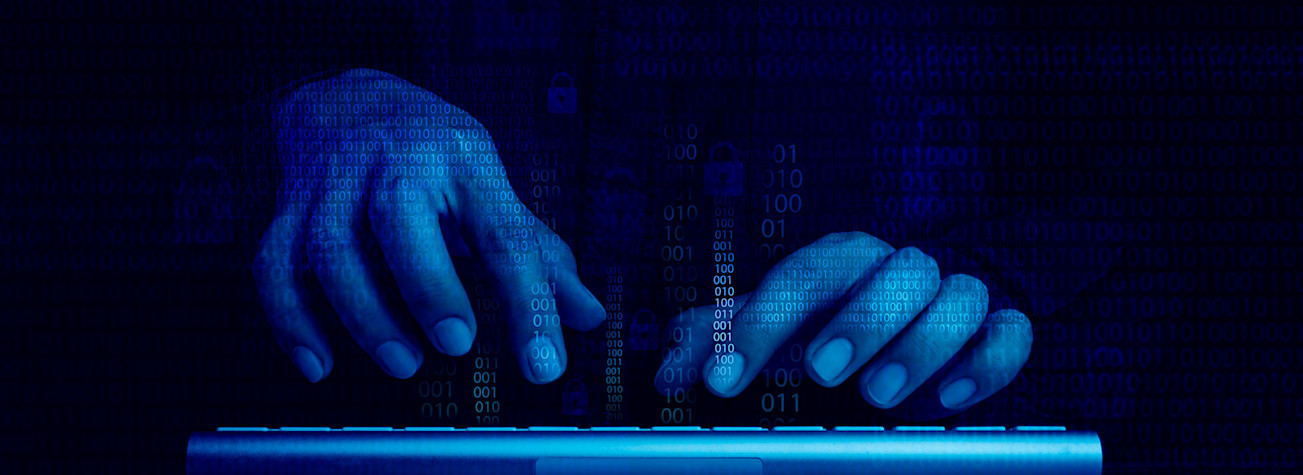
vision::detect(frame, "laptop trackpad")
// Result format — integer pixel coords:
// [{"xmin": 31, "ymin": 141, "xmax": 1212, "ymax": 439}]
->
[{"xmin": 536, "ymin": 457, "xmax": 763, "ymax": 475}]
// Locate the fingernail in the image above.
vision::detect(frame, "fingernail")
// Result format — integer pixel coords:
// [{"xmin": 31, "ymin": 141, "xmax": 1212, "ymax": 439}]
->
[
  {"xmin": 291, "ymin": 346, "xmax": 324, "ymax": 383},
  {"xmin": 527, "ymin": 335, "xmax": 562, "ymax": 382},
  {"xmin": 940, "ymin": 377, "xmax": 978, "ymax": 409},
  {"xmin": 705, "ymin": 352, "xmax": 746, "ymax": 395},
  {"xmin": 432, "ymin": 318, "xmax": 473, "ymax": 355},
  {"xmin": 866, "ymin": 362, "xmax": 908, "ymax": 406},
  {"xmin": 810, "ymin": 337, "xmax": 854, "ymax": 382},
  {"xmin": 376, "ymin": 340, "xmax": 420, "ymax": 379}
]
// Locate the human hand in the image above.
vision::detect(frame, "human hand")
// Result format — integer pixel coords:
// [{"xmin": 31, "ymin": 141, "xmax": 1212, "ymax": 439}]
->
[
  {"xmin": 655, "ymin": 232, "xmax": 1032, "ymax": 420},
  {"xmin": 253, "ymin": 69, "xmax": 605, "ymax": 383}
]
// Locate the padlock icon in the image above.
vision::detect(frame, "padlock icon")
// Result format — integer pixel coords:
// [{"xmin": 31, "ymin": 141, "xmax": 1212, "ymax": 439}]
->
[
  {"xmin": 629, "ymin": 308, "xmax": 659, "ymax": 351},
  {"xmin": 561, "ymin": 379, "xmax": 589, "ymax": 416},
  {"xmin": 547, "ymin": 72, "xmax": 578, "ymax": 114},
  {"xmin": 704, "ymin": 141, "xmax": 744, "ymax": 196}
]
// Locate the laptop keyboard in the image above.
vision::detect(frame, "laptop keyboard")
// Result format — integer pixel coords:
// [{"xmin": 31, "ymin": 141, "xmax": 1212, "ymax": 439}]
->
[
  {"xmin": 193, "ymin": 425, "xmax": 1098, "ymax": 474},
  {"xmin": 215, "ymin": 425, "xmax": 1069, "ymax": 432}
]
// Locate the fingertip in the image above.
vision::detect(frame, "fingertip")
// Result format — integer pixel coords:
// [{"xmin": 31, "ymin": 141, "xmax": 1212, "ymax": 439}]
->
[
  {"xmin": 557, "ymin": 271, "xmax": 607, "ymax": 331},
  {"xmin": 939, "ymin": 377, "xmax": 979, "ymax": 409},
  {"xmin": 291, "ymin": 346, "xmax": 326, "ymax": 383},
  {"xmin": 376, "ymin": 340, "xmax": 423, "ymax": 379},
  {"xmin": 652, "ymin": 365, "xmax": 676, "ymax": 397},
  {"xmin": 570, "ymin": 291, "xmax": 608, "ymax": 332},
  {"xmin": 524, "ymin": 334, "xmax": 565, "ymax": 384},
  {"xmin": 269, "ymin": 320, "xmax": 335, "ymax": 384},
  {"xmin": 862, "ymin": 361, "xmax": 909, "ymax": 408},
  {"xmin": 584, "ymin": 289, "xmax": 609, "ymax": 326},
  {"xmin": 431, "ymin": 318, "xmax": 475, "ymax": 356},
  {"xmin": 703, "ymin": 352, "xmax": 747, "ymax": 398},
  {"xmin": 807, "ymin": 337, "xmax": 854, "ymax": 386},
  {"xmin": 920, "ymin": 308, "xmax": 1033, "ymax": 414}
]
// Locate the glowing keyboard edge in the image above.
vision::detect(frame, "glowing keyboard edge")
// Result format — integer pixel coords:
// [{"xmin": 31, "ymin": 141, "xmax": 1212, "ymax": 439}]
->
[{"xmin": 216, "ymin": 425, "xmax": 1069, "ymax": 432}]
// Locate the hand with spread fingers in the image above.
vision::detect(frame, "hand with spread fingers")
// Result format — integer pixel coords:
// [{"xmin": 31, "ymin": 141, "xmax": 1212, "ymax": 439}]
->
[
  {"xmin": 655, "ymin": 232, "xmax": 1033, "ymax": 420},
  {"xmin": 252, "ymin": 69, "xmax": 1030, "ymax": 421},
  {"xmin": 253, "ymin": 68, "xmax": 605, "ymax": 384}
]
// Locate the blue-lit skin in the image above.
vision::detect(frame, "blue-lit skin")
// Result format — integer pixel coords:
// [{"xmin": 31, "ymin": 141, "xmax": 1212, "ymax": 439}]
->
[
  {"xmin": 655, "ymin": 233, "xmax": 1034, "ymax": 421},
  {"xmin": 253, "ymin": 69, "xmax": 607, "ymax": 384},
  {"xmin": 254, "ymin": 69, "xmax": 1033, "ymax": 421}
]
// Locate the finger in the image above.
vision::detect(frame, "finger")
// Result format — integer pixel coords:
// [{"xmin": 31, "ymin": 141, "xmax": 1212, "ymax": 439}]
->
[
  {"xmin": 885, "ymin": 308, "xmax": 1034, "ymax": 420},
  {"xmin": 704, "ymin": 232, "xmax": 896, "ymax": 398},
  {"xmin": 370, "ymin": 175, "xmax": 476, "ymax": 356},
  {"xmin": 253, "ymin": 209, "xmax": 333, "ymax": 383},
  {"xmin": 932, "ymin": 309, "xmax": 1033, "ymax": 410},
  {"xmin": 534, "ymin": 219, "xmax": 606, "ymax": 331},
  {"xmin": 801, "ymin": 247, "xmax": 941, "ymax": 392},
  {"xmin": 458, "ymin": 167, "xmax": 565, "ymax": 384},
  {"xmin": 309, "ymin": 181, "xmax": 425, "ymax": 379},
  {"xmin": 654, "ymin": 293, "xmax": 752, "ymax": 397},
  {"xmin": 852, "ymin": 274, "xmax": 986, "ymax": 409}
]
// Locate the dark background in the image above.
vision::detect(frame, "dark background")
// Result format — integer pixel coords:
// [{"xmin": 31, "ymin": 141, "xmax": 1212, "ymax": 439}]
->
[{"xmin": 2, "ymin": 0, "xmax": 1300, "ymax": 472}]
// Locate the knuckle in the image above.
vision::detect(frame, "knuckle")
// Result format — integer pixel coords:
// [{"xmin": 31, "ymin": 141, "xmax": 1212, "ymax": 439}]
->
[
  {"xmin": 986, "ymin": 309, "xmax": 1033, "ymax": 343},
  {"xmin": 943, "ymin": 273, "xmax": 988, "ymax": 297},
  {"xmin": 895, "ymin": 245, "xmax": 924, "ymax": 261},
  {"xmin": 895, "ymin": 247, "xmax": 941, "ymax": 285},
  {"xmin": 830, "ymin": 231, "xmax": 895, "ymax": 254},
  {"xmin": 916, "ymin": 248, "xmax": 940, "ymax": 271},
  {"xmin": 820, "ymin": 231, "xmax": 865, "ymax": 243},
  {"xmin": 306, "ymin": 224, "xmax": 352, "ymax": 257},
  {"xmin": 989, "ymin": 309, "xmax": 1031, "ymax": 328}
]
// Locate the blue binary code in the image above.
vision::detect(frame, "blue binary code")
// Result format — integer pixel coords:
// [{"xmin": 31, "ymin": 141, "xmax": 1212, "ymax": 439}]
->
[{"xmin": 2, "ymin": 0, "xmax": 1301, "ymax": 472}]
